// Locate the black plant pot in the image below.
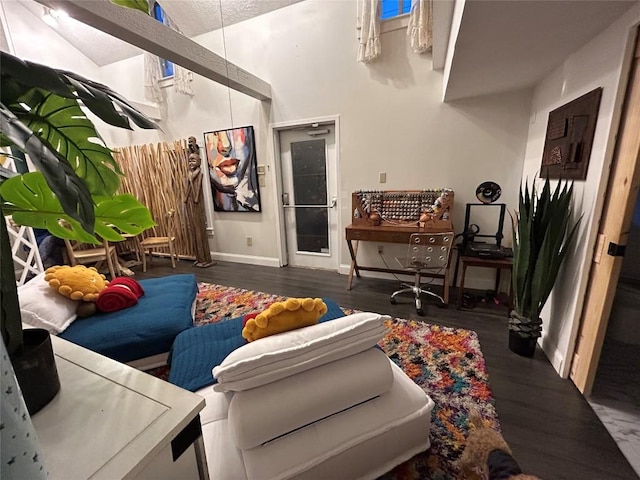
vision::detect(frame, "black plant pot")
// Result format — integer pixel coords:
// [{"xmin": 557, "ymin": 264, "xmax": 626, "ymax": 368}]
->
[
  {"xmin": 11, "ymin": 328, "xmax": 60, "ymax": 414},
  {"xmin": 508, "ymin": 330, "xmax": 537, "ymax": 357}
]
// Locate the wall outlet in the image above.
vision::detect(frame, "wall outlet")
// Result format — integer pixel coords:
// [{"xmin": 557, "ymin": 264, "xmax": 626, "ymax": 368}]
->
[
  {"xmin": 379, "ymin": 172, "xmax": 387, "ymax": 183},
  {"xmin": 246, "ymin": 236, "xmax": 253, "ymax": 246},
  {"xmin": 377, "ymin": 245, "xmax": 384, "ymax": 254}
]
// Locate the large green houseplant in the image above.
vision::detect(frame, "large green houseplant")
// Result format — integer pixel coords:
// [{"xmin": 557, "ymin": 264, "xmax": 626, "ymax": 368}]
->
[
  {"xmin": 0, "ymin": 50, "xmax": 157, "ymax": 411},
  {"xmin": 509, "ymin": 177, "xmax": 581, "ymax": 357}
]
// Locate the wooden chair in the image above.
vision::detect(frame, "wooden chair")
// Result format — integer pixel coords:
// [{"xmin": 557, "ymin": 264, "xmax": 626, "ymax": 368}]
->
[
  {"xmin": 140, "ymin": 210, "xmax": 178, "ymax": 272},
  {"xmin": 63, "ymin": 238, "xmax": 120, "ymax": 280}
]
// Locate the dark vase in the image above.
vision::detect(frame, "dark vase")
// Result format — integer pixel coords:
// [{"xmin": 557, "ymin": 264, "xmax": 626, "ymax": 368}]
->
[
  {"xmin": 11, "ymin": 328, "xmax": 60, "ymax": 414},
  {"xmin": 508, "ymin": 311, "xmax": 542, "ymax": 357},
  {"xmin": 508, "ymin": 330, "xmax": 537, "ymax": 357}
]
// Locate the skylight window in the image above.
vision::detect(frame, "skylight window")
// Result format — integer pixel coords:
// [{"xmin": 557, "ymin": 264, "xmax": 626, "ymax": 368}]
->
[
  {"xmin": 152, "ymin": 2, "xmax": 174, "ymax": 78},
  {"xmin": 380, "ymin": 0, "xmax": 411, "ymax": 20}
]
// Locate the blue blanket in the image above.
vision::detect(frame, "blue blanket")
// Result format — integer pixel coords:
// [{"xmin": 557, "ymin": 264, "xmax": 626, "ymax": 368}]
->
[
  {"xmin": 168, "ymin": 298, "xmax": 345, "ymax": 392},
  {"xmin": 60, "ymin": 274, "xmax": 198, "ymax": 363}
]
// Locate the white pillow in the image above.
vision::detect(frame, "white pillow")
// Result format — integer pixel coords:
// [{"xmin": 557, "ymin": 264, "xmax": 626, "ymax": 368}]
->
[
  {"xmin": 212, "ymin": 312, "xmax": 389, "ymax": 392},
  {"xmin": 227, "ymin": 347, "xmax": 393, "ymax": 449},
  {"xmin": 18, "ymin": 272, "xmax": 78, "ymax": 334}
]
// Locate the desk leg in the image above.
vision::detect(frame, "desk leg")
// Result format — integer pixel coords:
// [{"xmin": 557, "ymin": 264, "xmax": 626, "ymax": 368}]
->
[
  {"xmin": 453, "ymin": 249, "xmax": 461, "ymax": 288},
  {"xmin": 346, "ymin": 240, "xmax": 360, "ymax": 290},
  {"xmin": 457, "ymin": 262, "xmax": 468, "ymax": 308},
  {"xmin": 443, "ymin": 265, "xmax": 450, "ymax": 305},
  {"xmin": 507, "ymin": 269, "xmax": 513, "ymax": 312}
]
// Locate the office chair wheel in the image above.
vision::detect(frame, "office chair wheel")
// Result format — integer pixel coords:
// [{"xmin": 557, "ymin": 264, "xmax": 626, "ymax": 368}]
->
[
  {"xmin": 417, "ymin": 308, "xmax": 425, "ymax": 316},
  {"xmin": 390, "ymin": 297, "xmax": 397, "ymax": 305},
  {"xmin": 436, "ymin": 302, "xmax": 448, "ymax": 309}
]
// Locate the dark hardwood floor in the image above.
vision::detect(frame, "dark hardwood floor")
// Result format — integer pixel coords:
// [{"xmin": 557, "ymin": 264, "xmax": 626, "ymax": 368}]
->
[{"xmin": 137, "ymin": 258, "xmax": 638, "ymax": 480}]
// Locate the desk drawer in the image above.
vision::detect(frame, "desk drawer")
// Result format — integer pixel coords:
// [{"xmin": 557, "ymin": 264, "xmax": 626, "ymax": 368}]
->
[
  {"xmin": 373, "ymin": 231, "xmax": 410, "ymax": 244},
  {"xmin": 347, "ymin": 230, "xmax": 370, "ymax": 241}
]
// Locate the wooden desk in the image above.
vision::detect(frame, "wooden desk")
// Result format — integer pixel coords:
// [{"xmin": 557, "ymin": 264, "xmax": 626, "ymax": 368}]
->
[{"xmin": 345, "ymin": 224, "xmax": 453, "ymax": 303}]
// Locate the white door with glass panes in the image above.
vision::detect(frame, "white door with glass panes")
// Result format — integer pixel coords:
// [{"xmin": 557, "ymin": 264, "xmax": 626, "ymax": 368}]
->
[{"xmin": 279, "ymin": 127, "xmax": 338, "ymax": 270}]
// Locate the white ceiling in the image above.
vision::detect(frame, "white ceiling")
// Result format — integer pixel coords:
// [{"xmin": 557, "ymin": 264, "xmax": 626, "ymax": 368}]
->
[
  {"xmin": 13, "ymin": 0, "xmax": 304, "ymax": 67},
  {"xmin": 443, "ymin": 0, "xmax": 638, "ymax": 101}
]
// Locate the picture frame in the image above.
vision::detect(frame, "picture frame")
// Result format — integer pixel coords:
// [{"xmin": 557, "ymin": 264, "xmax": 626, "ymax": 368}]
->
[{"xmin": 204, "ymin": 125, "xmax": 261, "ymax": 212}]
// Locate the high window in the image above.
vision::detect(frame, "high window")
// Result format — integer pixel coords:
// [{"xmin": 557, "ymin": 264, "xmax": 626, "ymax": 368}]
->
[
  {"xmin": 152, "ymin": 2, "xmax": 174, "ymax": 78},
  {"xmin": 380, "ymin": 0, "xmax": 411, "ymax": 20}
]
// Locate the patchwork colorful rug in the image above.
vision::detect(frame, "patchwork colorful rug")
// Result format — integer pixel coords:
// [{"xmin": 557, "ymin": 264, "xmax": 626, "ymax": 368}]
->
[{"xmin": 151, "ymin": 283, "xmax": 500, "ymax": 480}]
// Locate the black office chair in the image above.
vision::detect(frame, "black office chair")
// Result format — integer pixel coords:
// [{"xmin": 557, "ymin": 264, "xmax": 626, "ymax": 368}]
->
[{"xmin": 390, "ymin": 232, "xmax": 454, "ymax": 315}]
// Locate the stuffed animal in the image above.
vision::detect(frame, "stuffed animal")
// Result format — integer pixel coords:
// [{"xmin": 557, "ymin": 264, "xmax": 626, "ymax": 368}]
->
[
  {"xmin": 459, "ymin": 408, "xmax": 542, "ymax": 480},
  {"xmin": 96, "ymin": 277, "xmax": 144, "ymax": 313},
  {"xmin": 242, "ymin": 298, "xmax": 327, "ymax": 342},
  {"xmin": 44, "ymin": 265, "xmax": 108, "ymax": 302},
  {"xmin": 76, "ymin": 301, "xmax": 98, "ymax": 318}
]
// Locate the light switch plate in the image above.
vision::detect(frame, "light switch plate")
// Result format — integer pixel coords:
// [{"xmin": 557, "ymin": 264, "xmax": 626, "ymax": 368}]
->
[{"xmin": 379, "ymin": 172, "xmax": 387, "ymax": 183}]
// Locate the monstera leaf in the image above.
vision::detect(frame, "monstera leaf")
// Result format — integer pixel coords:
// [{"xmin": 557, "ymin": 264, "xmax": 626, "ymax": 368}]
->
[
  {"xmin": 110, "ymin": 0, "xmax": 149, "ymax": 14},
  {"xmin": 0, "ymin": 103, "xmax": 94, "ymax": 233},
  {"xmin": 0, "ymin": 173, "xmax": 155, "ymax": 244},
  {"xmin": 1, "ymin": 51, "xmax": 159, "ymax": 131},
  {"xmin": 93, "ymin": 195, "xmax": 157, "ymax": 242},
  {"xmin": 11, "ymin": 90, "xmax": 122, "ymax": 196},
  {"xmin": 0, "ymin": 51, "xmax": 159, "ymax": 357}
]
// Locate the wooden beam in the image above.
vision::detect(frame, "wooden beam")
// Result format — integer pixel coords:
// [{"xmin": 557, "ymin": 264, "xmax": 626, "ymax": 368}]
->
[{"xmin": 34, "ymin": 0, "xmax": 272, "ymax": 101}]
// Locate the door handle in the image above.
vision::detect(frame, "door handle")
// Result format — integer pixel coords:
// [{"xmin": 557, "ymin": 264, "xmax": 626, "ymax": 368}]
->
[
  {"xmin": 282, "ymin": 196, "xmax": 337, "ymax": 209},
  {"xmin": 284, "ymin": 205, "xmax": 335, "ymax": 208}
]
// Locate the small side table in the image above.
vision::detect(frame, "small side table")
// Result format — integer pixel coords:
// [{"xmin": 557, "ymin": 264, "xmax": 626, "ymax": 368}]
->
[
  {"xmin": 31, "ymin": 335, "xmax": 209, "ymax": 480},
  {"xmin": 456, "ymin": 254, "xmax": 513, "ymax": 309}
]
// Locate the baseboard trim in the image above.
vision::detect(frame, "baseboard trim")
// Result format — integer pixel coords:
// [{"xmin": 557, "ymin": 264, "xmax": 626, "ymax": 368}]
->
[
  {"xmin": 211, "ymin": 252, "xmax": 281, "ymax": 268},
  {"xmin": 539, "ymin": 337, "xmax": 565, "ymax": 377}
]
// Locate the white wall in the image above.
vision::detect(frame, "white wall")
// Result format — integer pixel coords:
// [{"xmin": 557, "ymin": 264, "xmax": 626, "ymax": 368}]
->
[
  {"xmin": 4, "ymin": 0, "xmax": 533, "ymax": 289},
  {"xmin": 98, "ymin": 0, "xmax": 532, "ymax": 289},
  {"xmin": 521, "ymin": 3, "xmax": 640, "ymax": 376},
  {"xmin": 0, "ymin": 2, "xmax": 100, "ymax": 79}
]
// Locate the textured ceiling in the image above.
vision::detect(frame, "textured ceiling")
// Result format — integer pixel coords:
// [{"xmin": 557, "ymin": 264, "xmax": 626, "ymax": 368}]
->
[{"xmin": 12, "ymin": 0, "xmax": 305, "ymax": 67}]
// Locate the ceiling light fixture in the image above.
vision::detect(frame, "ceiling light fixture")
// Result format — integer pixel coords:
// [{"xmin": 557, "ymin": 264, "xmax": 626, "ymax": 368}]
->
[{"xmin": 42, "ymin": 7, "xmax": 68, "ymax": 26}]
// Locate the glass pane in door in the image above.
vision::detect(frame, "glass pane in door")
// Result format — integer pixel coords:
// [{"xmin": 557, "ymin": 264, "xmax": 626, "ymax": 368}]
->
[{"xmin": 291, "ymin": 139, "xmax": 328, "ymax": 253}]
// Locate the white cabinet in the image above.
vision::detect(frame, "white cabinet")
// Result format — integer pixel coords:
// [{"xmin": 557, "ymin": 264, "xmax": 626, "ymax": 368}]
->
[{"xmin": 31, "ymin": 335, "xmax": 208, "ymax": 480}]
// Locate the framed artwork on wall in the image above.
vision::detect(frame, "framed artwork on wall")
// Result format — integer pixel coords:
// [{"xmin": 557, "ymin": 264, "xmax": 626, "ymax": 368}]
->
[
  {"xmin": 204, "ymin": 125, "xmax": 261, "ymax": 212},
  {"xmin": 540, "ymin": 87, "xmax": 603, "ymax": 180}
]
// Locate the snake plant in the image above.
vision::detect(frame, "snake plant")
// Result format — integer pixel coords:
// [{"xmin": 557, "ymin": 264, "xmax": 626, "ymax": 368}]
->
[
  {"xmin": 0, "ymin": 51, "xmax": 157, "ymax": 356},
  {"xmin": 510, "ymin": 177, "xmax": 581, "ymax": 340}
]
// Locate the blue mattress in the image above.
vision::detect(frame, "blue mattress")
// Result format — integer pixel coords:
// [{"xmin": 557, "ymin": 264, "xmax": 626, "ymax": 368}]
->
[
  {"xmin": 60, "ymin": 274, "xmax": 198, "ymax": 363},
  {"xmin": 168, "ymin": 298, "xmax": 345, "ymax": 392}
]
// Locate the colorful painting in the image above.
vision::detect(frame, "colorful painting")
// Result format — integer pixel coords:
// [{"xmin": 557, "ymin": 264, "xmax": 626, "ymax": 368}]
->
[{"xmin": 204, "ymin": 126, "xmax": 261, "ymax": 212}]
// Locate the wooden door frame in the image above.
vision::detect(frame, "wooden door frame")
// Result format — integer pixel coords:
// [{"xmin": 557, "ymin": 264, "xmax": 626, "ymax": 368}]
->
[
  {"xmin": 268, "ymin": 115, "xmax": 341, "ymax": 268},
  {"xmin": 570, "ymin": 26, "xmax": 640, "ymax": 395}
]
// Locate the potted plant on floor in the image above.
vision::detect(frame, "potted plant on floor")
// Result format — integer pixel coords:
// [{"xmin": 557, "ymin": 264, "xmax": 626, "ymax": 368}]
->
[
  {"xmin": 509, "ymin": 177, "xmax": 581, "ymax": 357},
  {"xmin": 1, "ymin": 50, "xmax": 158, "ymax": 413}
]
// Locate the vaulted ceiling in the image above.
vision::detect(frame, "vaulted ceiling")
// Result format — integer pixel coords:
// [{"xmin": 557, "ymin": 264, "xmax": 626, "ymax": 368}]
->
[{"xmin": 5, "ymin": 0, "xmax": 304, "ymax": 66}]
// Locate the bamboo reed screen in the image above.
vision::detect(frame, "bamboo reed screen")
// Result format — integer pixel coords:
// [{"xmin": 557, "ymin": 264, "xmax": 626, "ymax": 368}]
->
[{"xmin": 114, "ymin": 141, "xmax": 203, "ymax": 260}]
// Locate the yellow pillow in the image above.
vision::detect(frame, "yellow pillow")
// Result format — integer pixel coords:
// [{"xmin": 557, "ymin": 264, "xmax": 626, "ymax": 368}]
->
[
  {"xmin": 242, "ymin": 298, "xmax": 327, "ymax": 342},
  {"xmin": 44, "ymin": 265, "xmax": 108, "ymax": 302}
]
